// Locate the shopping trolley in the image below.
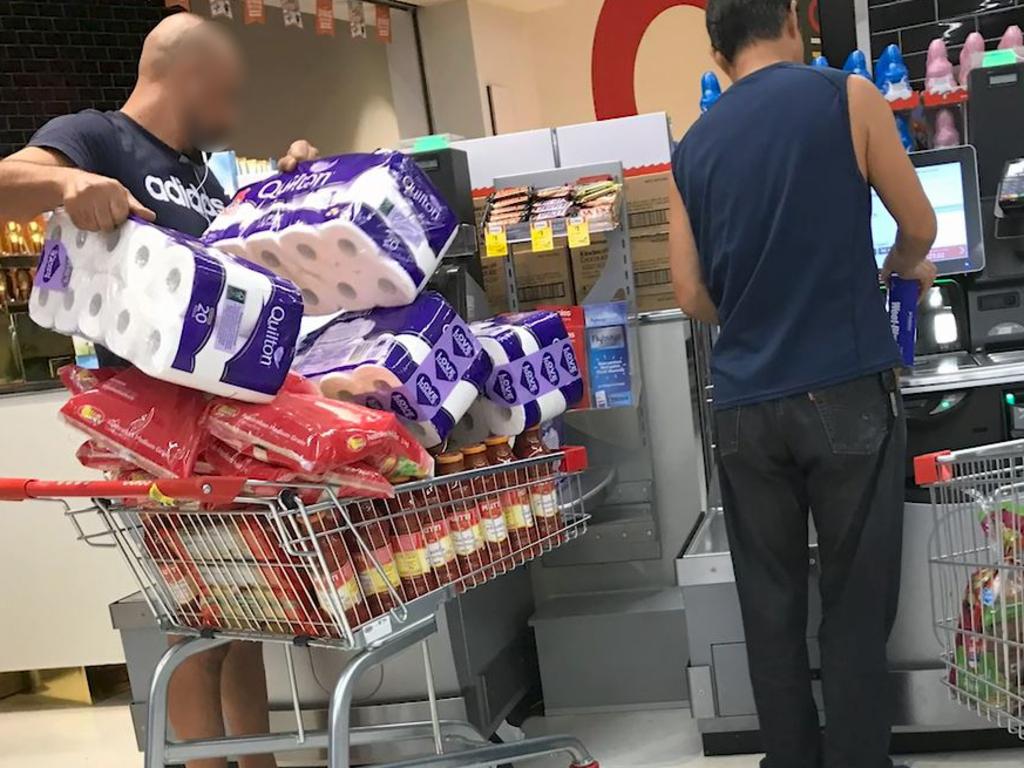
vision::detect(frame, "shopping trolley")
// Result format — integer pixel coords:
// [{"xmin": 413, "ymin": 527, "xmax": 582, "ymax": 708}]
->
[
  {"xmin": 0, "ymin": 446, "xmax": 600, "ymax": 768},
  {"xmin": 916, "ymin": 440, "xmax": 1024, "ymax": 738}
]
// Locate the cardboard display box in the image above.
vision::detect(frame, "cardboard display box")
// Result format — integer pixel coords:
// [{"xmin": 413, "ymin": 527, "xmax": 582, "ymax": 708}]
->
[
  {"xmin": 570, "ymin": 233, "xmax": 677, "ymax": 314},
  {"xmin": 624, "ymin": 171, "xmax": 671, "ymax": 235},
  {"xmin": 512, "ymin": 243, "xmax": 576, "ymax": 311},
  {"xmin": 630, "ymin": 232, "xmax": 678, "ymax": 313},
  {"xmin": 481, "ymin": 255, "xmax": 510, "ymax": 314}
]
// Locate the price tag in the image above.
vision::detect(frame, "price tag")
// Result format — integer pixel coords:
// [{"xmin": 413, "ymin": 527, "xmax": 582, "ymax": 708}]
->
[
  {"xmin": 484, "ymin": 224, "xmax": 508, "ymax": 258},
  {"xmin": 530, "ymin": 220, "xmax": 554, "ymax": 252},
  {"xmin": 566, "ymin": 216, "xmax": 591, "ymax": 248}
]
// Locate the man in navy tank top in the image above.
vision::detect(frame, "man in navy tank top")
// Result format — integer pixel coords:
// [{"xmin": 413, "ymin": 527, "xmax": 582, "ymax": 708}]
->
[{"xmin": 670, "ymin": 1, "xmax": 937, "ymax": 766}]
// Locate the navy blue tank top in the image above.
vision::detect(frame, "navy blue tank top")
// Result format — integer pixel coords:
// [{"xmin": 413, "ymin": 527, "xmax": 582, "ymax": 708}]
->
[{"xmin": 673, "ymin": 63, "xmax": 900, "ymax": 409}]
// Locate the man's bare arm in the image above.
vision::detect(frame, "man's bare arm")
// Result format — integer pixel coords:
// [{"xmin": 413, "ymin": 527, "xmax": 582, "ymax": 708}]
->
[
  {"xmin": 0, "ymin": 147, "xmax": 154, "ymax": 231},
  {"xmin": 848, "ymin": 76, "xmax": 937, "ymax": 289},
  {"xmin": 0, "ymin": 148, "xmax": 76, "ymax": 221},
  {"xmin": 668, "ymin": 182, "xmax": 719, "ymax": 324}
]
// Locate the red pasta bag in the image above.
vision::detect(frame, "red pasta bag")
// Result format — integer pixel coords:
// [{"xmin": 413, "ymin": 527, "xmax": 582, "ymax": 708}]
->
[
  {"xmin": 60, "ymin": 368, "xmax": 209, "ymax": 478},
  {"xmin": 76, "ymin": 440, "xmax": 141, "ymax": 473},
  {"xmin": 205, "ymin": 392, "xmax": 415, "ymax": 476},
  {"xmin": 200, "ymin": 441, "xmax": 394, "ymax": 502},
  {"xmin": 58, "ymin": 365, "xmax": 119, "ymax": 395}
]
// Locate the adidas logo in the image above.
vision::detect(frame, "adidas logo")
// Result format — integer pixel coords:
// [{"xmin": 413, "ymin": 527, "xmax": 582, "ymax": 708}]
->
[{"xmin": 145, "ymin": 175, "xmax": 225, "ymax": 218}]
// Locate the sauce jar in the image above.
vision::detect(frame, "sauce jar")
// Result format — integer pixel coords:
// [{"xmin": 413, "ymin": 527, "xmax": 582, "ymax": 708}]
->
[
  {"xmin": 486, "ymin": 436, "xmax": 540, "ymax": 562},
  {"xmin": 464, "ymin": 443, "xmax": 511, "ymax": 576},
  {"xmin": 344, "ymin": 501, "xmax": 403, "ymax": 618},
  {"xmin": 514, "ymin": 427, "xmax": 563, "ymax": 547},
  {"xmin": 436, "ymin": 451, "xmax": 487, "ymax": 589},
  {"xmin": 385, "ymin": 492, "xmax": 438, "ymax": 599},
  {"xmin": 420, "ymin": 458, "xmax": 461, "ymax": 588}
]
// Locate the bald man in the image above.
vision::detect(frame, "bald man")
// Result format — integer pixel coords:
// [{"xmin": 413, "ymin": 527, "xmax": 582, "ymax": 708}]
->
[
  {"xmin": 0, "ymin": 13, "xmax": 317, "ymax": 768},
  {"xmin": 0, "ymin": 12, "xmax": 315, "ymax": 236}
]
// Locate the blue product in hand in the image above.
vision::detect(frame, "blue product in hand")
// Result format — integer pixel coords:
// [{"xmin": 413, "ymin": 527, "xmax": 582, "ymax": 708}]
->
[
  {"xmin": 843, "ymin": 50, "xmax": 871, "ymax": 80},
  {"xmin": 888, "ymin": 275, "xmax": 920, "ymax": 367},
  {"xmin": 812, "ymin": 55, "xmax": 830, "ymax": 68},
  {"xmin": 700, "ymin": 71, "xmax": 722, "ymax": 113}
]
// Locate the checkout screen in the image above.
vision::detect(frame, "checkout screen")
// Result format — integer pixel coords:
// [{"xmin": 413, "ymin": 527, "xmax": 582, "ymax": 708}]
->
[{"xmin": 871, "ymin": 162, "xmax": 969, "ymax": 267}]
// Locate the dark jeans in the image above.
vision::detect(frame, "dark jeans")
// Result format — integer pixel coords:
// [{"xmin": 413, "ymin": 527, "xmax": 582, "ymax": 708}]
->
[{"xmin": 714, "ymin": 371, "xmax": 906, "ymax": 768}]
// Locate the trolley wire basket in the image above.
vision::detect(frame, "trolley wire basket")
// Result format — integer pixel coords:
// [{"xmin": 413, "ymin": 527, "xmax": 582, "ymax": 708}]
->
[
  {"xmin": 916, "ymin": 440, "xmax": 1024, "ymax": 738},
  {"xmin": 0, "ymin": 446, "xmax": 599, "ymax": 768}
]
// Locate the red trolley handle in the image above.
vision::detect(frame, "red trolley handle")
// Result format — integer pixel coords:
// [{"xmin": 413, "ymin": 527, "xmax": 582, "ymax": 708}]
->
[{"xmin": 0, "ymin": 476, "xmax": 246, "ymax": 506}]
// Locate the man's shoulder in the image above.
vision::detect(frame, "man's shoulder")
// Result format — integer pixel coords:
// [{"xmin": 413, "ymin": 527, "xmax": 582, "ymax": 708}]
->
[{"xmin": 44, "ymin": 108, "xmax": 118, "ymax": 131}]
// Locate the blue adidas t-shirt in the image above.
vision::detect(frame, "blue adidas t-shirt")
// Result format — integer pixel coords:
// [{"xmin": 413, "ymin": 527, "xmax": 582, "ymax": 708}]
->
[{"xmin": 29, "ymin": 110, "xmax": 227, "ymax": 238}]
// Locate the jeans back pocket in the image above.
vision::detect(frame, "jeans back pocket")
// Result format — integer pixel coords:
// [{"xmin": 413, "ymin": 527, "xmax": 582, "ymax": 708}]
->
[{"xmin": 810, "ymin": 375, "xmax": 891, "ymax": 456}]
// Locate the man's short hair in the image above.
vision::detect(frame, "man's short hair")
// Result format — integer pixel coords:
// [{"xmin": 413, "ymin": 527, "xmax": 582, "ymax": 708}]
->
[{"xmin": 706, "ymin": 0, "xmax": 791, "ymax": 62}]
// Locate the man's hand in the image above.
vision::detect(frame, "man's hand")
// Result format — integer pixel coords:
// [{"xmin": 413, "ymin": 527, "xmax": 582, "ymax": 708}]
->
[
  {"xmin": 61, "ymin": 168, "xmax": 155, "ymax": 231},
  {"xmin": 881, "ymin": 250, "xmax": 937, "ymax": 301},
  {"xmin": 278, "ymin": 140, "xmax": 320, "ymax": 173}
]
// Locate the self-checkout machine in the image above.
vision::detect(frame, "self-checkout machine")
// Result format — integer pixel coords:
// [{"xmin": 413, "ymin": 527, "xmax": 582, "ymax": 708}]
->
[{"xmin": 678, "ymin": 66, "xmax": 1024, "ymax": 752}]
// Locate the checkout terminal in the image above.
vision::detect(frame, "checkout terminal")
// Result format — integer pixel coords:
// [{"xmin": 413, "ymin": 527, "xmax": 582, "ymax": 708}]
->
[{"xmin": 679, "ymin": 61, "xmax": 1024, "ymax": 755}]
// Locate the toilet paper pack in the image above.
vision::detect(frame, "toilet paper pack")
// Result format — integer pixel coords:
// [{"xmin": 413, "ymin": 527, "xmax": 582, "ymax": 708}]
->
[
  {"xmin": 233, "ymin": 202, "xmax": 429, "ymax": 313},
  {"xmin": 468, "ymin": 311, "xmax": 584, "ymax": 436},
  {"xmin": 31, "ymin": 212, "xmax": 304, "ymax": 402},
  {"xmin": 202, "ymin": 151, "xmax": 458, "ymax": 314},
  {"xmin": 294, "ymin": 292, "xmax": 484, "ymax": 447}
]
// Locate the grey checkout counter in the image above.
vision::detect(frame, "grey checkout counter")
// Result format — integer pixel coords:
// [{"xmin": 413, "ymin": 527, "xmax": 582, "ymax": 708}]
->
[{"xmin": 679, "ymin": 348, "xmax": 1024, "ymax": 756}]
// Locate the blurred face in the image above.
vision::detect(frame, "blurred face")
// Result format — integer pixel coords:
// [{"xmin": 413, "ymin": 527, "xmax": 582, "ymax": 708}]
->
[{"xmin": 179, "ymin": 42, "xmax": 244, "ymax": 152}]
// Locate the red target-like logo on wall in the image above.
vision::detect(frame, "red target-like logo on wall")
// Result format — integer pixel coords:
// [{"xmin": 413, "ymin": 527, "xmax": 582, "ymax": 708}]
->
[{"xmin": 592, "ymin": 0, "xmax": 708, "ymax": 120}]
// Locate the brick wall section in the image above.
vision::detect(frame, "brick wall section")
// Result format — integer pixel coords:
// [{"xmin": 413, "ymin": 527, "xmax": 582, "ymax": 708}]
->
[
  {"xmin": 0, "ymin": 0, "xmax": 171, "ymax": 157},
  {"xmin": 868, "ymin": 0, "xmax": 1024, "ymax": 88}
]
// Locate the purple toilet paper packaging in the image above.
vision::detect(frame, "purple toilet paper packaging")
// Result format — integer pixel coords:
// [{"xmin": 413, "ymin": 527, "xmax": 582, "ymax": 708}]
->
[
  {"xmin": 468, "ymin": 311, "xmax": 583, "ymax": 436},
  {"xmin": 293, "ymin": 292, "xmax": 485, "ymax": 446},
  {"xmin": 202, "ymin": 152, "xmax": 458, "ymax": 314},
  {"xmin": 32, "ymin": 212, "xmax": 303, "ymax": 402}
]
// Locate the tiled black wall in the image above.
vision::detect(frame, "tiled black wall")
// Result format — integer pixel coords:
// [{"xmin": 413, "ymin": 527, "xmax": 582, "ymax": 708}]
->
[
  {"xmin": 869, "ymin": 0, "xmax": 1024, "ymax": 87},
  {"xmin": 0, "ymin": 1, "xmax": 170, "ymax": 157}
]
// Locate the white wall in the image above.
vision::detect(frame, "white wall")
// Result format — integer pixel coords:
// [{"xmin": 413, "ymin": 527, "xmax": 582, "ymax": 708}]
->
[
  {"xmin": 386, "ymin": 10, "xmax": 432, "ymax": 140},
  {"xmin": 0, "ymin": 391, "xmax": 137, "ymax": 672},
  {"xmin": 417, "ymin": 0, "xmax": 488, "ymax": 139},
  {"xmin": 467, "ymin": 1, "xmax": 544, "ymax": 135}
]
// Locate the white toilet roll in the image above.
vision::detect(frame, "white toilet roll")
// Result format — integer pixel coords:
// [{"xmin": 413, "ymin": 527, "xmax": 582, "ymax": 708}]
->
[
  {"xmin": 28, "ymin": 286, "xmax": 59, "ymax": 329},
  {"xmin": 450, "ymin": 407, "xmax": 491, "ymax": 446},
  {"xmin": 121, "ymin": 239, "xmax": 196, "ymax": 320},
  {"xmin": 104, "ymin": 293, "xmax": 143, "ymax": 359},
  {"xmin": 316, "ymin": 332, "xmax": 430, "ymax": 402},
  {"xmin": 53, "ymin": 267, "xmax": 95, "ymax": 335},
  {"xmin": 77, "ymin": 273, "xmax": 119, "ymax": 341},
  {"xmin": 279, "ymin": 217, "xmax": 422, "ymax": 315}
]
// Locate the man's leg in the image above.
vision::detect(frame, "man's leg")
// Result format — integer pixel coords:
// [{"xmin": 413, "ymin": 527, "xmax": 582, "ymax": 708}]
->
[
  {"xmin": 716, "ymin": 400, "xmax": 820, "ymax": 768},
  {"xmin": 796, "ymin": 372, "xmax": 906, "ymax": 768},
  {"xmin": 222, "ymin": 640, "xmax": 277, "ymax": 768},
  {"xmin": 167, "ymin": 640, "xmax": 230, "ymax": 768}
]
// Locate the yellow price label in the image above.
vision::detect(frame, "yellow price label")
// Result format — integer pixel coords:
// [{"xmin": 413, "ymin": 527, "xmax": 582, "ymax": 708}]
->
[
  {"xmin": 484, "ymin": 224, "xmax": 508, "ymax": 258},
  {"xmin": 530, "ymin": 220, "xmax": 554, "ymax": 252},
  {"xmin": 566, "ymin": 216, "xmax": 591, "ymax": 248}
]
